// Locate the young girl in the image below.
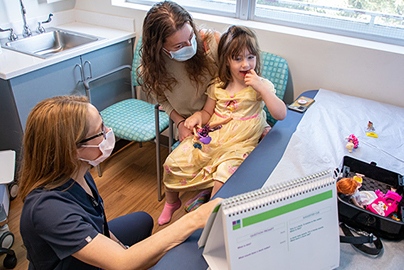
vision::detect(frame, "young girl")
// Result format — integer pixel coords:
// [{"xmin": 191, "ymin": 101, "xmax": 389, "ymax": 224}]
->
[{"xmin": 158, "ymin": 25, "xmax": 287, "ymax": 225}]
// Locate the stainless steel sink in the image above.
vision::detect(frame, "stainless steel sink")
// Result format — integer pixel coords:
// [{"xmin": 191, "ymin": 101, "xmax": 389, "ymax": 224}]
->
[{"xmin": 1, "ymin": 28, "xmax": 102, "ymax": 58}]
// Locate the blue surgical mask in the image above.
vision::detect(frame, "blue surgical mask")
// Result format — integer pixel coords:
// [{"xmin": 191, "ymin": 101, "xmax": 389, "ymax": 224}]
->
[{"xmin": 164, "ymin": 33, "xmax": 197, "ymax": 61}]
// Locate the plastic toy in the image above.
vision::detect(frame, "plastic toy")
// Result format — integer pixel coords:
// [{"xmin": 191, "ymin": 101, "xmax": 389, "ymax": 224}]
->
[
  {"xmin": 365, "ymin": 121, "xmax": 378, "ymax": 137},
  {"xmin": 367, "ymin": 190, "xmax": 402, "ymax": 217},
  {"xmin": 391, "ymin": 213, "xmax": 401, "ymax": 221},
  {"xmin": 353, "ymin": 175, "xmax": 363, "ymax": 184},
  {"xmin": 193, "ymin": 117, "xmax": 233, "ymax": 148},
  {"xmin": 345, "ymin": 134, "xmax": 358, "ymax": 153},
  {"xmin": 366, "ymin": 121, "xmax": 375, "ymax": 131},
  {"xmin": 337, "ymin": 178, "xmax": 363, "ymax": 208},
  {"xmin": 366, "ymin": 132, "xmax": 378, "ymax": 138}
]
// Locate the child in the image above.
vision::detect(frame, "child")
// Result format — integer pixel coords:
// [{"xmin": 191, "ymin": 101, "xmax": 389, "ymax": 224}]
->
[{"xmin": 158, "ymin": 25, "xmax": 287, "ymax": 225}]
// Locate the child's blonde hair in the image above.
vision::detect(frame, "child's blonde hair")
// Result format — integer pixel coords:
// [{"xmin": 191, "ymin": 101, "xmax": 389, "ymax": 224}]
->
[{"xmin": 217, "ymin": 25, "xmax": 262, "ymax": 88}]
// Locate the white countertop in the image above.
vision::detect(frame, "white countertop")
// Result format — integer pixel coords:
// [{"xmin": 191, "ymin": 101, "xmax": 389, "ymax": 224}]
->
[{"xmin": 0, "ymin": 22, "xmax": 135, "ymax": 80}]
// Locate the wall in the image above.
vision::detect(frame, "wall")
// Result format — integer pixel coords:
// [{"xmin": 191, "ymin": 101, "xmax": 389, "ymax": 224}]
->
[
  {"xmin": 74, "ymin": 0, "xmax": 404, "ymax": 108},
  {"xmin": 0, "ymin": 0, "xmax": 76, "ymax": 34},
  {"xmin": 2, "ymin": 0, "xmax": 403, "ymax": 108}
]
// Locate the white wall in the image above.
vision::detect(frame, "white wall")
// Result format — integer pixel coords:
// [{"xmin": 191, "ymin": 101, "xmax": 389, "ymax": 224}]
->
[
  {"xmin": 0, "ymin": 0, "xmax": 76, "ymax": 32},
  {"xmin": 2, "ymin": 0, "xmax": 403, "ymax": 108},
  {"xmin": 74, "ymin": 0, "xmax": 404, "ymax": 108}
]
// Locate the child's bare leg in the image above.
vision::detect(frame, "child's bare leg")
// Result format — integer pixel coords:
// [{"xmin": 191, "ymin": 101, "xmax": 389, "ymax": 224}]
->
[
  {"xmin": 165, "ymin": 190, "xmax": 180, "ymax": 204},
  {"xmin": 158, "ymin": 191, "xmax": 181, "ymax": 225},
  {"xmin": 211, "ymin": 180, "xmax": 224, "ymax": 198}
]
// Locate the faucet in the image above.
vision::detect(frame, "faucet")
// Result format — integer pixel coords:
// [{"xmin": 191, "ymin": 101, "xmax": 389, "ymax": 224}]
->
[
  {"xmin": 0, "ymin": 27, "xmax": 18, "ymax": 41},
  {"xmin": 19, "ymin": 0, "xmax": 32, "ymax": 37},
  {"xmin": 38, "ymin": 14, "xmax": 53, "ymax": 33}
]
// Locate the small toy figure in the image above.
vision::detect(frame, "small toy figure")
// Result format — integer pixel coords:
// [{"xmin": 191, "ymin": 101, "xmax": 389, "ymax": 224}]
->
[
  {"xmin": 391, "ymin": 213, "xmax": 401, "ymax": 221},
  {"xmin": 337, "ymin": 177, "xmax": 364, "ymax": 208},
  {"xmin": 193, "ymin": 117, "xmax": 233, "ymax": 148},
  {"xmin": 366, "ymin": 121, "xmax": 375, "ymax": 131},
  {"xmin": 346, "ymin": 141, "xmax": 354, "ymax": 153},
  {"xmin": 345, "ymin": 134, "xmax": 358, "ymax": 153},
  {"xmin": 365, "ymin": 121, "xmax": 378, "ymax": 137}
]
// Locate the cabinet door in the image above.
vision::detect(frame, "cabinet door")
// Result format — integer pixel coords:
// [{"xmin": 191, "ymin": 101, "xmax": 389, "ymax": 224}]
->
[
  {"xmin": 80, "ymin": 39, "xmax": 134, "ymax": 111},
  {"xmin": 10, "ymin": 56, "xmax": 82, "ymax": 130},
  {"xmin": 0, "ymin": 79, "xmax": 23, "ymax": 159}
]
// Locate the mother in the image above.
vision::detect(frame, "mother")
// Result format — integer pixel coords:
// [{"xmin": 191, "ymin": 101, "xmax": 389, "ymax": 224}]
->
[{"xmin": 139, "ymin": 0, "xmax": 220, "ymax": 142}]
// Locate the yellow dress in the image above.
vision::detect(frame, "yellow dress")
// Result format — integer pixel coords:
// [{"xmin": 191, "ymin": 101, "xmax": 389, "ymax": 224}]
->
[{"xmin": 163, "ymin": 78, "xmax": 275, "ymax": 192}]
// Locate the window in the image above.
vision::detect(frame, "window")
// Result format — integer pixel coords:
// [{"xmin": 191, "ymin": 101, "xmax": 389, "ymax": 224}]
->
[{"xmin": 127, "ymin": 0, "xmax": 404, "ymax": 45}]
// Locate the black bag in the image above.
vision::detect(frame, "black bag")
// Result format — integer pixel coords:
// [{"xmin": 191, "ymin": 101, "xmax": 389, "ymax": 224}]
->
[{"xmin": 335, "ymin": 156, "xmax": 404, "ymax": 255}]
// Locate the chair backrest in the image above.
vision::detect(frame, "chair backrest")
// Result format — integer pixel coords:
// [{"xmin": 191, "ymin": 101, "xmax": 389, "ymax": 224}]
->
[
  {"xmin": 132, "ymin": 37, "xmax": 142, "ymax": 87},
  {"xmin": 260, "ymin": 52, "xmax": 289, "ymax": 126}
]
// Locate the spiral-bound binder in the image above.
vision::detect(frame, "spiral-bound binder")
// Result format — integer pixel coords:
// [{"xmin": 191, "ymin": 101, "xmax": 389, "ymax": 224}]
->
[{"xmin": 198, "ymin": 170, "xmax": 340, "ymax": 270}]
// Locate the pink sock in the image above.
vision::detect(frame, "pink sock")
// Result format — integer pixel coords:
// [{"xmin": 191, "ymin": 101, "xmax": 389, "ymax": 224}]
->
[{"xmin": 158, "ymin": 200, "xmax": 181, "ymax": 225}]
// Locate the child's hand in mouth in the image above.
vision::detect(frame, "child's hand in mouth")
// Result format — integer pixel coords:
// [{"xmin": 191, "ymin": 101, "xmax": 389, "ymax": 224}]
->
[{"xmin": 240, "ymin": 69, "xmax": 250, "ymax": 76}]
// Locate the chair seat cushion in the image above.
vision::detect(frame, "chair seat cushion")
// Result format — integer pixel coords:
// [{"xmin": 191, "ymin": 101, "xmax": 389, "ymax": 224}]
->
[{"xmin": 100, "ymin": 99, "xmax": 169, "ymax": 142}]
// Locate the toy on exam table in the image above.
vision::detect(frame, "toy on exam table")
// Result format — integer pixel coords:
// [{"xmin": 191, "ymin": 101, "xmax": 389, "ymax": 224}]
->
[
  {"xmin": 345, "ymin": 134, "xmax": 359, "ymax": 153},
  {"xmin": 365, "ymin": 121, "xmax": 378, "ymax": 138},
  {"xmin": 365, "ymin": 121, "xmax": 377, "ymax": 137},
  {"xmin": 193, "ymin": 117, "xmax": 233, "ymax": 149},
  {"xmin": 366, "ymin": 121, "xmax": 375, "ymax": 131}
]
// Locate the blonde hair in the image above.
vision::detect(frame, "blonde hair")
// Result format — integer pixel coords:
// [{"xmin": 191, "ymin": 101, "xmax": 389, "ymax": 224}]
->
[
  {"xmin": 18, "ymin": 96, "xmax": 90, "ymax": 201},
  {"xmin": 217, "ymin": 25, "xmax": 262, "ymax": 89}
]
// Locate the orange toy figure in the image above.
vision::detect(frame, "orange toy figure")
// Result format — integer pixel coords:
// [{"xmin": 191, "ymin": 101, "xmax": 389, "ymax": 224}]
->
[
  {"xmin": 337, "ymin": 178, "xmax": 363, "ymax": 208},
  {"xmin": 193, "ymin": 117, "xmax": 233, "ymax": 147}
]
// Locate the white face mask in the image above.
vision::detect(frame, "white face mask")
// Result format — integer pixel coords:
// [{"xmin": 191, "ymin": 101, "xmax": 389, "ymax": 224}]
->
[
  {"xmin": 79, "ymin": 129, "xmax": 115, "ymax": 167},
  {"xmin": 164, "ymin": 33, "xmax": 197, "ymax": 61}
]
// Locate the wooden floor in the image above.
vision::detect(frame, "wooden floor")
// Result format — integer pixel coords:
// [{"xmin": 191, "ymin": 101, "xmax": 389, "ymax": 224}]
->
[{"xmin": 1, "ymin": 141, "xmax": 202, "ymax": 270}]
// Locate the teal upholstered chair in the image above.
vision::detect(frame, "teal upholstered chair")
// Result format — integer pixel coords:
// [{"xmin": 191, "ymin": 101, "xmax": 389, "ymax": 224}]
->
[
  {"xmin": 260, "ymin": 51, "xmax": 289, "ymax": 126},
  {"xmin": 84, "ymin": 37, "xmax": 170, "ymax": 201}
]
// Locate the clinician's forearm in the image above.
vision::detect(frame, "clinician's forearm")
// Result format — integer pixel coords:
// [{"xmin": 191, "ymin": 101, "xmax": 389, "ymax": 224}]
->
[{"xmin": 73, "ymin": 213, "xmax": 198, "ymax": 270}]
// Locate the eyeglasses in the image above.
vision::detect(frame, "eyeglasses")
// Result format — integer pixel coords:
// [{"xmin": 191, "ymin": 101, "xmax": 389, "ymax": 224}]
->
[{"xmin": 79, "ymin": 122, "xmax": 107, "ymax": 144}]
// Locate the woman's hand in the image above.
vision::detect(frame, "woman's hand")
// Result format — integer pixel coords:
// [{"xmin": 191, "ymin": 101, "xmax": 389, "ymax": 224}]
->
[{"xmin": 191, "ymin": 198, "xmax": 223, "ymax": 229}]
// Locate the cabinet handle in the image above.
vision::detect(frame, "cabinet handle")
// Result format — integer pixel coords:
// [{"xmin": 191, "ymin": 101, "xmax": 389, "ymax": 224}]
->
[
  {"xmin": 74, "ymin": 64, "xmax": 83, "ymax": 84},
  {"xmin": 83, "ymin": 60, "xmax": 93, "ymax": 80}
]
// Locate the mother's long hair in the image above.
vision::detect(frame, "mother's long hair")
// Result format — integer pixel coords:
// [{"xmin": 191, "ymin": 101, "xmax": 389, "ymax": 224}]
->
[
  {"xmin": 139, "ymin": 1, "xmax": 215, "ymax": 100},
  {"xmin": 18, "ymin": 96, "xmax": 90, "ymax": 201}
]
